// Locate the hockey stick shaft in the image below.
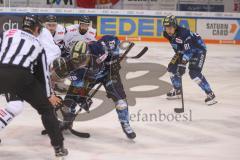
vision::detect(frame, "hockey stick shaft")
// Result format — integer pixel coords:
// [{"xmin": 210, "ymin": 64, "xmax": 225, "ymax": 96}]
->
[
  {"xmin": 174, "ymin": 77, "xmax": 185, "ymax": 113},
  {"xmin": 126, "ymin": 46, "xmax": 148, "ymax": 59},
  {"xmin": 180, "ymin": 77, "xmax": 185, "ymax": 109},
  {"xmin": 174, "ymin": 57, "xmax": 185, "ymax": 113}
]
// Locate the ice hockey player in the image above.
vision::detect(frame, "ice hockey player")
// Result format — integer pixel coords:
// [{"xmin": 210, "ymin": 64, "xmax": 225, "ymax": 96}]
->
[
  {"xmin": 45, "ymin": 15, "xmax": 66, "ymax": 51},
  {"xmin": 0, "ymin": 15, "xmax": 68, "ymax": 158},
  {"xmin": 63, "ymin": 16, "xmax": 96, "ymax": 57},
  {"xmin": 163, "ymin": 15, "xmax": 217, "ymax": 105},
  {"xmin": 52, "ymin": 35, "xmax": 136, "ymax": 139}
]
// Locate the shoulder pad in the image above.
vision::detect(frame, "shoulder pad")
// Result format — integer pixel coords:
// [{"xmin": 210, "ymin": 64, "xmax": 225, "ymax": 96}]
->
[
  {"xmin": 66, "ymin": 24, "xmax": 78, "ymax": 33},
  {"xmin": 88, "ymin": 27, "xmax": 96, "ymax": 35}
]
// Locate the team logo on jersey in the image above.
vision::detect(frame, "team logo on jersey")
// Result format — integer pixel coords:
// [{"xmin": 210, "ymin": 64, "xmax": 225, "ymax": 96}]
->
[
  {"xmin": 57, "ymin": 31, "xmax": 64, "ymax": 35},
  {"xmin": 89, "ymin": 31, "xmax": 95, "ymax": 35},
  {"xmin": 70, "ymin": 28, "xmax": 77, "ymax": 32},
  {"xmin": 175, "ymin": 38, "xmax": 183, "ymax": 44}
]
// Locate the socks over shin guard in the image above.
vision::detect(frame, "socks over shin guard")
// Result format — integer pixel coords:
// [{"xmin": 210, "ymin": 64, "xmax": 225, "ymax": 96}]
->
[
  {"xmin": 0, "ymin": 108, "xmax": 14, "ymax": 130},
  {"xmin": 192, "ymin": 76, "xmax": 212, "ymax": 94}
]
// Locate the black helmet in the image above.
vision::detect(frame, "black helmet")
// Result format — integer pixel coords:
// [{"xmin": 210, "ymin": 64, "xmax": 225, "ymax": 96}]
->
[
  {"xmin": 22, "ymin": 15, "xmax": 43, "ymax": 33},
  {"xmin": 163, "ymin": 15, "xmax": 178, "ymax": 28},
  {"xmin": 45, "ymin": 15, "xmax": 57, "ymax": 23},
  {"xmin": 79, "ymin": 16, "xmax": 90, "ymax": 24}
]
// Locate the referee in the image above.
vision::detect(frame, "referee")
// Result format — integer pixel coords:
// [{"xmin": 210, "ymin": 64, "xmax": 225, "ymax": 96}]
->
[{"xmin": 0, "ymin": 15, "xmax": 68, "ymax": 158}]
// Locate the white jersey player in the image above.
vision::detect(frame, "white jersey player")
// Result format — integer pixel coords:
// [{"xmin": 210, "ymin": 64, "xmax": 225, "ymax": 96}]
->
[
  {"xmin": 45, "ymin": 15, "xmax": 66, "ymax": 50},
  {"xmin": 39, "ymin": 27, "xmax": 61, "ymax": 65},
  {"xmin": 63, "ymin": 16, "xmax": 96, "ymax": 55}
]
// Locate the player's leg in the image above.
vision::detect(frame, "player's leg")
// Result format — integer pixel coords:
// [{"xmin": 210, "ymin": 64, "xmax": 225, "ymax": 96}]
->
[
  {"xmin": 0, "ymin": 93, "xmax": 24, "ymax": 131},
  {"xmin": 61, "ymin": 84, "xmax": 82, "ymax": 129},
  {"xmin": 103, "ymin": 74, "xmax": 136, "ymax": 139},
  {"xmin": 166, "ymin": 53, "xmax": 182, "ymax": 99},
  {"xmin": 60, "ymin": 79, "xmax": 94, "ymax": 129},
  {"xmin": 188, "ymin": 52, "xmax": 217, "ymax": 105}
]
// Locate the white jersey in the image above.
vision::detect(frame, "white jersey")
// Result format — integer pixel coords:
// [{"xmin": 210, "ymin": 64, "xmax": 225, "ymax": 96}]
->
[
  {"xmin": 53, "ymin": 24, "xmax": 65, "ymax": 48},
  {"xmin": 63, "ymin": 24, "xmax": 96, "ymax": 53},
  {"xmin": 38, "ymin": 28, "xmax": 61, "ymax": 65}
]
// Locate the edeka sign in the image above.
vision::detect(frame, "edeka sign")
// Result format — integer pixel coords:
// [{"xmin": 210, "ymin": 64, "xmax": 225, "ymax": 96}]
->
[
  {"xmin": 97, "ymin": 16, "xmax": 196, "ymax": 39},
  {"xmin": 197, "ymin": 19, "xmax": 240, "ymax": 40}
]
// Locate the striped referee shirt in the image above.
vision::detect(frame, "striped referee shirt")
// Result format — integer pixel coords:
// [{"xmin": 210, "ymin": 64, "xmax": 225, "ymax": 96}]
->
[{"xmin": 0, "ymin": 29, "xmax": 51, "ymax": 97}]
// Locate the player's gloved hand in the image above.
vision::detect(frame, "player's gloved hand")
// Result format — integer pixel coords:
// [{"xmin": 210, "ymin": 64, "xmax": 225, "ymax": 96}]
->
[
  {"xmin": 167, "ymin": 53, "xmax": 180, "ymax": 72},
  {"xmin": 49, "ymin": 95, "xmax": 63, "ymax": 106},
  {"xmin": 79, "ymin": 97, "xmax": 93, "ymax": 113},
  {"xmin": 177, "ymin": 59, "xmax": 187, "ymax": 76},
  {"xmin": 177, "ymin": 64, "xmax": 186, "ymax": 76}
]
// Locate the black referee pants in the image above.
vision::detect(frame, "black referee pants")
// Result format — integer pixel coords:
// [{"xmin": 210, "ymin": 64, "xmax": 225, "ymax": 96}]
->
[{"xmin": 0, "ymin": 66, "xmax": 64, "ymax": 147}]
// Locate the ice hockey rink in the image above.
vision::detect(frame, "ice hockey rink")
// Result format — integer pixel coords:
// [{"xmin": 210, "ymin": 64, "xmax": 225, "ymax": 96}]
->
[{"xmin": 0, "ymin": 42, "xmax": 240, "ymax": 160}]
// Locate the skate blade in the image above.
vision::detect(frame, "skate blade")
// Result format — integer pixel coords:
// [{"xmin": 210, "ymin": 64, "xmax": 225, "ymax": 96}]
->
[
  {"xmin": 166, "ymin": 95, "xmax": 181, "ymax": 100},
  {"xmin": 206, "ymin": 99, "xmax": 218, "ymax": 106}
]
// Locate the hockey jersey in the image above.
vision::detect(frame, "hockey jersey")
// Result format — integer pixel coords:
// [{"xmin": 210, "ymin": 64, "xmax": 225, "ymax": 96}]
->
[
  {"xmin": 52, "ymin": 24, "xmax": 65, "ymax": 49},
  {"xmin": 163, "ymin": 26, "xmax": 207, "ymax": 62},
  {"xmin": 64, "ymin": 24, "xmax": 96, "ymax": 54},
  {"xmin": 38, "ymin": 28, "xmax": 61, "ymax": 65}
]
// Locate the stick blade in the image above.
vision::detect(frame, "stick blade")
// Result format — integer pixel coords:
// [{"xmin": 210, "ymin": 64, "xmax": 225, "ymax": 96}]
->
[
  {"xmin": 69, "ymin": 128, "xmax": 90, "ymax": 138},
  {"xmin": 174, "ymin": 108, "xmax": 184, "ymax": 113}
]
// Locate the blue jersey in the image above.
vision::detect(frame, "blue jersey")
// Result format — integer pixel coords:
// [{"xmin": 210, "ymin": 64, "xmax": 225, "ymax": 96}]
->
[
  {"xmin": 164, "ymin": 26, "xmax": 206, "ymax": 62},
  {"xmin": 69, "ymin": 35, "xmax": 121, "ymax": 86},
  {"xmin": 89, "ymin": 35, "xmax": 121, "ymax": 78}
]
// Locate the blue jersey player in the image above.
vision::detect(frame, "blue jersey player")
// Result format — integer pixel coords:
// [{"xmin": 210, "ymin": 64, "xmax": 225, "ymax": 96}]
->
[
  {"xmin": 53, "ymin": 35, "xmax": 136, "ymax": 139},
  {"xmin": 163, "ymin": 15, "xmax": 217, "ymax": 105}
]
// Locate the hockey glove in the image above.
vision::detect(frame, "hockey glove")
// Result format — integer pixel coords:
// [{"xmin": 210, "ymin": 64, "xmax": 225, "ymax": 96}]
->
[
  {"xmin": 79, "ymin": 97, "xmax": 92, "ymax": 113},
  {"xmin": 168, "ymin": 53, "xmax": 180, "ymax": 72},
  {"xmin": 177, "ymin": 60, "xmax": 187, "ymax": 76}
]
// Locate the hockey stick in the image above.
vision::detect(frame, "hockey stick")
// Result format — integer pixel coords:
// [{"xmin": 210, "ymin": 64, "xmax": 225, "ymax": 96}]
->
[
  {"xmin": 126, "ymin": 46, "xmax": 148, "ymax": 59},
  {"xmin": 174, "ymin": 76, "xmax": 185, "ymax": 113}
]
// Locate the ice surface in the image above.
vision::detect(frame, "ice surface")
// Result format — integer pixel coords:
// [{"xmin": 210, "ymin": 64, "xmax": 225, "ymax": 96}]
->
[{"xmin": 0, "ymin": 42, "xmax": 240, "ymax": 160}]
